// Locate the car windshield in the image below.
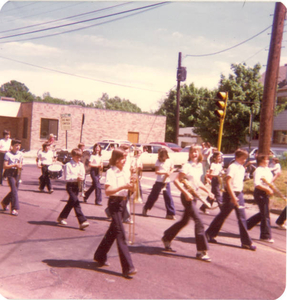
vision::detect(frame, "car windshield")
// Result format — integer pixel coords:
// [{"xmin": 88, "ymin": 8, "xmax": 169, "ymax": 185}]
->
[
  {"xmin": 98, "ymin": 142, "xmax": 109, "ymax": 150},
  {"xmin": 167, "ymin": 143, "xmax": 180, "ymax": 148},
  {"xmin": 181, "ymin": 147, "xmax": 190, "ymax": 152}
]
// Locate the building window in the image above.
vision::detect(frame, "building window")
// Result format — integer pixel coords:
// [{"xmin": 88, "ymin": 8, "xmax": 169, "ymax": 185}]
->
[
  {"xmin": 273, "ymin": 130, "xmax": 287, "ymax": 144},
  {"xmin": 22, "ymin": 118, "xmax": 28, "ymax": 139},
  {"xmin": 40, "ymin": 118, "xmax": 58, "ymax": 140}
]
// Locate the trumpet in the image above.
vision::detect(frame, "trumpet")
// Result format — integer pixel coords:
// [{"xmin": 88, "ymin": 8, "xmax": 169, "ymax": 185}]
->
[
  {"xmin": 261, "ymin": 177, "xmax": 287, "ymax": 201},
  {"xmin": 180, "ymin": 178, "xmax": 212, "ymax": 209}
]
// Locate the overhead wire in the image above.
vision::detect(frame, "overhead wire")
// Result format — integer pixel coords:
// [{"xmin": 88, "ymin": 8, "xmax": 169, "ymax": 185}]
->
[
  {"xmin": 184, "ymin": 25, "xmax": 272, "ymax": 58},
  {"xmin": 0, "ymin": 2, "xmax": 131, "ymax": 34},
  {"xmin": 0, "ymin": 2, "xmax": 168, "ymax": 41},
  {"xmin": 0, "ymin": 54, "xmax": 166, "ymax": 94}
]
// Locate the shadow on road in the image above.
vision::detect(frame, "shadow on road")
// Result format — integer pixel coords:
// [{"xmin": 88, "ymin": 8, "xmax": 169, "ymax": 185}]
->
[{"xmin": 42, "ymin": 259, "xmax": 123, "ymax": 278}]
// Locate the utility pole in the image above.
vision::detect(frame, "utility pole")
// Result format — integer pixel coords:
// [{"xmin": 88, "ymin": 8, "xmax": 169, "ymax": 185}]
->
[
  {"xmin": 175, "ymin": 52, "xmax": 182, "ymax": 145},
  {"xmin": 259, "ymin": 2, "xmax": 286, "ymax": 155}
]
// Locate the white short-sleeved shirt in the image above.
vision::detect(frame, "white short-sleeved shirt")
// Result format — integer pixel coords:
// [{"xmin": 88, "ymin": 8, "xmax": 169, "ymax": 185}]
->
[
  {"xmin": 89, "ymin": 154, "xmax": 103, "ymax": 166},
  {"xmin": 65, "ymin": 159, "xmax": 85, "ymax": 182},
  {"xmin": 123, "ymin": 153, "xmax": 132, "ymax": 179},
  {"xmin": 0, "ymin": 138, "xmax": 11, "ymax": 152},
  {"xmin": 269, "ymin": 162, "xmax": 281, "ymax": 175},
  {"xmin": 226, "ymin": 161, "xmax": 245, "ymax": 192},
  {"xmin": 180, "ymin": 161, "xmax": 203, "ymax": 191},
  {"xmin": 105, "ymin": 166, "xmax": 129, "ymax": 197},
  {"xmin": 155, "ymin": 158, "xmax": 174, "ymax": 183},
  {"xmin": 4, "ymin": 151, "xmax": 23, "ymax": 168},
  {"xmin": 37, "ymin": 150, "xmax": 54, "ymax": 165},
  {"xmin": 253, "ymin": 166, "xmax": 273, "ymax": 188},
  {"xmin": 210, "ymin": 162, "xmax": 223, "ymax": 176}
]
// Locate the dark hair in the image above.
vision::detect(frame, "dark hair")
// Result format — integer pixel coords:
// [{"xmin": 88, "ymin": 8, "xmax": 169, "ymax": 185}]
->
[
  {"xmin": 272, "ymin": 157, "xmax": 279, "ymax": 164},
  {"xmin": 158, "ymin": 147, "xmax": 169, "ymax": 162},
  {"xmin": 119, "ymin": 144, "xmax": 130, "ymax": 151},
  {"xmin": 78, "ymin": 143, "xmax": 85, "ymax": 149},
  {"xmin": 42, "ymin": 142, "xmax": 51, "ymax": 151},
  {"xmin": 188, "ymin": 144, "xmax": 202, "ymax": 162},
  {"xmin": 3, "ymin": 130, "xmax": 10, "ymax": 137},
  {"xmin": 235, "ymin": 148, "xmax": 248, "ymax": 159},
  {"xmin": 93, "ymin": 143, "xmax": 102, "ymax": 156},
  {"xmin": 256, "ymin": 154, "xmax": 269, "ymax": 165},
  {"xmin": 109, "ymin": 148, "xmax": 125, "ymax": 166},
  {"xmin": 11, "ymin": 138, "xmax": 21, "ymax": 146},
  {"xmin": 71, "ymin": 148, "xmax": 82, "ymax": 157}
]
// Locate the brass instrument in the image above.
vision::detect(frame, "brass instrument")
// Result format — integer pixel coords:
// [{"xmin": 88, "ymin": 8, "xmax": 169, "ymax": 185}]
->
[
  {"xmin": 17, "ymin": 156, "xmax": 24, "ymax": 186},
  {"xmin": 217, "ymin": 170, "xmax": 226, "ymax": 192},
  {"xmin": 180, "ymin": 178, "xmax": 213, "ymax": 209},
  {"xmin": 128, "ymin": 154, "xmax": 143, "ymax": 245},
  {"xmin": 261, "ymin": 177, "xmax": 287, "ymax": 201}
]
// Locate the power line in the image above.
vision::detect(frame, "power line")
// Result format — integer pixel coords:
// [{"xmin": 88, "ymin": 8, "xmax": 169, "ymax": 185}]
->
[
  {"xmin": 0, "ymin": 55, "xmax": 166, "ymax": 94},
  {"xmin": 184, "ymin": 25, "xmax": 272, "ymax": 58},
  {"xmin": 0, "ymin": 2, "xmax": 131, "ymax": 34},
  {"xmin": 0, "ymin": 2, "xmax": 169, "ymax": 44},
  {"xmin": 0, "ymin": 2, "xmax": 168, "ymax": 41}
]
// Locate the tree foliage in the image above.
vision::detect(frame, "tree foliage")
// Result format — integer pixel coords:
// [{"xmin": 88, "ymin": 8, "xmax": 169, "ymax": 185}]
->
[
  {"xmin": 0, "ymin": 81, "xmax": 143, "ymax": 113},
  {"xmin": 156, "ymin": 63, "xmax": 264, "ymax": 153}
]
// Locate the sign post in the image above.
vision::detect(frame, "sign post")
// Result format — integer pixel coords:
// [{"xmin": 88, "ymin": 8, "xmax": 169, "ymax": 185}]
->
[{"xmin": 60, "ymin": 114, "xmax": 72, "ymax": 149}]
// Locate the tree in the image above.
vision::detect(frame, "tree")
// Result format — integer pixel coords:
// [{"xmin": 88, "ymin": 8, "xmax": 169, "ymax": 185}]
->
[
  {"xmin": 0, "ymin": 80, "xmax": 35, "ymax": 102},
  {"xmin": 194, "ymin": 63, "xmax": 263, "ymax": 152},
  {"xmin": 97, "ymin": 93, "xmax": 142, "ymax": 113}
]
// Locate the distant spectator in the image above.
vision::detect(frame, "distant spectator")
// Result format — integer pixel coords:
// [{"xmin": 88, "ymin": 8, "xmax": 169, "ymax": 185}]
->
[{"xmin": 0, "ymin": 130, "xmax": 12, "ymax": 185}]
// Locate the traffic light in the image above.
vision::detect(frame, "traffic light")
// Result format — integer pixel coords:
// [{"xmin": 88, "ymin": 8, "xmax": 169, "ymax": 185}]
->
[
  {"xmin": 215, "ymin": 92, "xmax": 228, "ymax": 119},
  {"xmin": 177, "ymin": 67, "xmax": 187, "ymax": 81}
]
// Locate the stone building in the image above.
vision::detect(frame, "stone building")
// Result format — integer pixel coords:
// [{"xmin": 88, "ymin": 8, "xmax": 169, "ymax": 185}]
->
[{"xmin": 0, "ymin": 98, "xmax": 166, "ymax": 151}]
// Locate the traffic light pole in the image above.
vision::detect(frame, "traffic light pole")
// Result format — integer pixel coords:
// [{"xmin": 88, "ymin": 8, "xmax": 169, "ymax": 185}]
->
[
  {"xmin": 175, "ymin": 52, "xmax": 182, "ymax": 145},
  {"xmin": 216, "ymin": 92, "xmax": 228, "ymax": 152}
]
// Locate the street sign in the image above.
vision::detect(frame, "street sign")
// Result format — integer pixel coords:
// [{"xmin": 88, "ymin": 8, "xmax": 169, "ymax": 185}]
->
[{"xmin": 60, "ymin": 113, "xmax": 72, "ymax": 131}]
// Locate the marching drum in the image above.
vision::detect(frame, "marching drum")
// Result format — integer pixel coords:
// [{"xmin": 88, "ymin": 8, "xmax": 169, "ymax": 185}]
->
[{"xmin": 48, "ymin": 163, "xmax": 63, "ymax": 179}]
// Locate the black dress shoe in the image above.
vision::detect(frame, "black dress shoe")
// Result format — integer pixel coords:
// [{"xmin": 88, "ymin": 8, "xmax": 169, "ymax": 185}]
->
[
  {"xmin": 95, "ymin": 203, "xmax": 103, "ymax": 206},
  {"xmin": 123, "ymin": 268, "xmax": 137, "ymax": 278},
  {"xmin": 94, "ymin": 258, "xmax": 110, "ymax": 267}
]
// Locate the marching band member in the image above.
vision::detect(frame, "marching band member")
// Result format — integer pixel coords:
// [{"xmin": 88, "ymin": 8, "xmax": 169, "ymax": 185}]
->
[
  {"xmin": 162, "ymin": 144, "xmax": 214, "ymax": 262},
  {"xmin": 206, "ymin": 149, "xmax": 256, "ymax": 251},
  {"xmin": 37, "ymin": 142, "xmax": 55, "ymax": 193},
  {"xmin": 57, "ymin": 148, "xmax": 89, "ymax": 230},
  {"xmin": 83, "ymin": 143, "xmax": 103, "ymax": 205},
  {"xmin": 142, "ymin": 147, "xmax": 176, "ymax": 219},
  {"xmin": 246, "ymin": 154, "xmax": 274, "ymax": 243},
  {"xmin": 1, "ymin": 139, "xmax": 23, "ymax": 216},
  {"xmin": 94, "ymin": 148, "xmax": 137, "ymax": 278},
  {"xmin": 0, "ymin": 130, "xmax": 12, "ymax": 185}
]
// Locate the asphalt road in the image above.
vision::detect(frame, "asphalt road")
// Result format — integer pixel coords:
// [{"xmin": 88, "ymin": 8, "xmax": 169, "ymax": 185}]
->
[{"xmin": 0, "ymin": 165, "xmax": 286, "ymax": 299}]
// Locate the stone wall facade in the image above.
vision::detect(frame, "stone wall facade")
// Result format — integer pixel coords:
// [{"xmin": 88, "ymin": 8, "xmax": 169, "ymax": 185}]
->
[{"xmin": 20, "ymin": 102, "xmax": 166, "ymax": 151}]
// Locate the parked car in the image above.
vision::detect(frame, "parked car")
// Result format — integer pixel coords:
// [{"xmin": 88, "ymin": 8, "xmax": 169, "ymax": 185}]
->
[
  {"xmin": 149, "ymin": 142, "xmax": 182, "ymax": 152},
  {"xmin": 222, "ymin": 147, "xmax": 287, "ymax": 169},
  {"xmin": 138, "ymin": 143, "xmax": 188, "ymax": 170}
]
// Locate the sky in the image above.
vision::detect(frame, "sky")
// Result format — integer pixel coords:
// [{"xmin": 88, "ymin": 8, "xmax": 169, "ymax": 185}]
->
[{"xmin": 0, "ymin": 0, "xmax": 286, "ymax": 112}]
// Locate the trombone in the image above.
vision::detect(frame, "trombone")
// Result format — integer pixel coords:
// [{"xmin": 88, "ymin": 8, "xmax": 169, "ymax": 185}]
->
[{"xmin": 128, "ymin": 148, "xmax": 143, "ymax": 244}]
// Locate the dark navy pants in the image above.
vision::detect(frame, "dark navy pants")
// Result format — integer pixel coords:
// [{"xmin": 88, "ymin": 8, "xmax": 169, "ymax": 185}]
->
[
  {"xmin": 59, "ymin": 182, "xmax": 87, "ymax": 224},
  {"xmin": 2, "ymin": 172, "xmax": 19, "ymax": 211},
  {"xmin": 247, "ymin": 188, "xmax": 272, "ymax": 239},
  {"xmin": 84, "ymin": 167, "xmax": 102, "ymax": 204},
  {"xmin": 144, "ymin": 181, "xmax": 176, "ymax": 216},
  {"xmin": 163, "ymin": 194, "xmax": 209, "ymax": 251},
  {"xmin": 94, "ymin": 197, "xmax": 134, "ymax": 274},
  {"xmin": 206, "ymin": 191, "xmax": 252, "ymax": 246}
]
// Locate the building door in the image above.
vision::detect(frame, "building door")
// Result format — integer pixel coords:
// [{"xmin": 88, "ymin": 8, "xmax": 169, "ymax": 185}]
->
[{"xmin": 128, "ymin": 132, "xmax": 139, "ymax": 144}]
